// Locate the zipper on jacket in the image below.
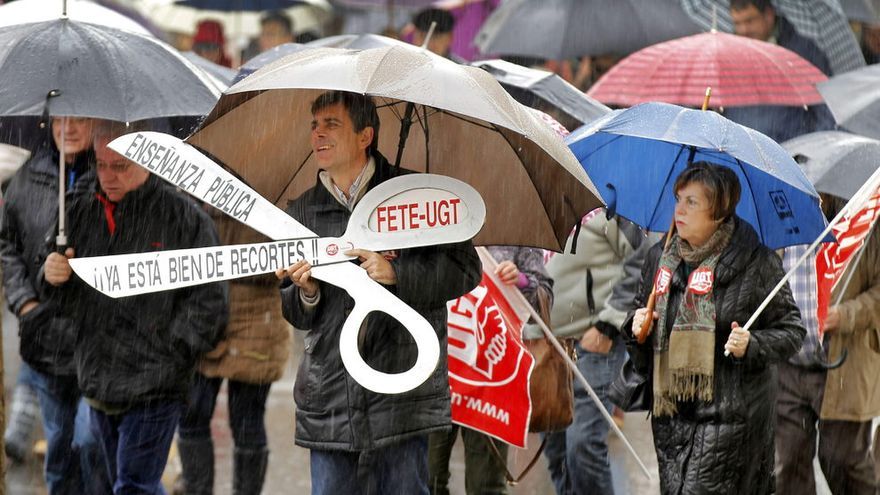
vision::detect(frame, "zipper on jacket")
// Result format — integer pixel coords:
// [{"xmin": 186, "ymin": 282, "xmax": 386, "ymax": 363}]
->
[{"xmin": 586, "ymin": 269, "xmax": 596, "ymax": 315}]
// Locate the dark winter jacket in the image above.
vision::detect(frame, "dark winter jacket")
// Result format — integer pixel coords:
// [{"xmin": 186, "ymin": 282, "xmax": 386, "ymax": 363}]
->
[
  {"xmin": 48, "ymin": 175, "xmax": 228, "ymax": 407},
  {"xmin": 776, "ymin": 15, "xmax": 831, "ymax": 76},
  {"xmin": 281, "ymin": 153, "xmax": 481, "ymax": 451},
  {"xmin": 0, "ymin": 145, "xmax": 94, "ymax": 376},
  {"xmin": 623, "ymin": 218, "xmax": 804, "ymax": 495}
]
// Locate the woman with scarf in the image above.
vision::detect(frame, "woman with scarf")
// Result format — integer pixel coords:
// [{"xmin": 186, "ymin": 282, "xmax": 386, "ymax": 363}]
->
[{"xmin": 625, "ymin": 162, "xmax": 805, "ymax": 494}]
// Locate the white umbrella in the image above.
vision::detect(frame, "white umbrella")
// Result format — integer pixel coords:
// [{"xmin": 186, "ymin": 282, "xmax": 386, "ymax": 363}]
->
[
  {"xmin": 130, "ymin": 0, "xmax": 332, "ymax": 39},
  {"xmin": 0, "ymin": 0, "xmax": 153, "ymax": 36},
  {"xmin": 188, "ymin": 44, "xmax": 604, "ymax": 251}
]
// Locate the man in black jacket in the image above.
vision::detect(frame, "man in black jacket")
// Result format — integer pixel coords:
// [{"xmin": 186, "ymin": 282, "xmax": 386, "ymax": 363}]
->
[
  {"xmin": 43, "ymin": 122, "xmax": 227, "ymax": 494},
  {"xmin": 276, "ymin": 91, "xmax": 481, "ymax": 494},
  {"xmin": 0, "ymin": 116, "xmax": 110, "ymax": 493}
]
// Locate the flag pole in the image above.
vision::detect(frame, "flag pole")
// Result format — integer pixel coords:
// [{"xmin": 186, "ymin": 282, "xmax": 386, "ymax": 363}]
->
[
  {"xmin": 477, "ymin": 247, "xmax": 652, "ymax": 480},
  {"xmin": 832, "ymin": 226, "xmax": 875, "ymax": 306}
]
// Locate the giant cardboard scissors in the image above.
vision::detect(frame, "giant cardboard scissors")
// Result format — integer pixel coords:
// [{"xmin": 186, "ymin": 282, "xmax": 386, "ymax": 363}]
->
[{"xmin": 69, "ymin": 132, "xmax": 486, "ymax": 395}]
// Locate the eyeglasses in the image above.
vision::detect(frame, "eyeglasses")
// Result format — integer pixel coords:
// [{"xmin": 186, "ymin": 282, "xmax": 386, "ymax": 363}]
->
[{"xmin": 96, "ymin": 161, "xmax": 132, "ymax": 173}]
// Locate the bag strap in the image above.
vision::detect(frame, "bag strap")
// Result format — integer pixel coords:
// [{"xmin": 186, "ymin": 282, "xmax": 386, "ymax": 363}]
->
[{"xmin": 484, "ymin": 435, "xmax": 548, "ymax": 486}]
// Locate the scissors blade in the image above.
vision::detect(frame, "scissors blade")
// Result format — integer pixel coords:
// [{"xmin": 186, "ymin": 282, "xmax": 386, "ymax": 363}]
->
[{"xmin": 106, "ymin": 132, "xmax": 440, "ymax": 395}]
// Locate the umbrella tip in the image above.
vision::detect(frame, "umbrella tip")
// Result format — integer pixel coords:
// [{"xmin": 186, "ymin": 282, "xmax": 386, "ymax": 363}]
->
[{"xmin": 62, "ymin": 0, "xmax": 68, "ymax": 17}]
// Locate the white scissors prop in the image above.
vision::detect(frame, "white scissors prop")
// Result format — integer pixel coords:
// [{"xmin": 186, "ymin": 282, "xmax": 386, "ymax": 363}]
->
[{"xmin": 68, "ymin": 132, "xmax": 486, "ymax": 395}]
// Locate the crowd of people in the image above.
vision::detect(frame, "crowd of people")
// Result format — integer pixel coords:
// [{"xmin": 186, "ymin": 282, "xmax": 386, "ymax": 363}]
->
[{"xmin": 1, "ymin": 0, "xmax": 880, "ymax": 494}]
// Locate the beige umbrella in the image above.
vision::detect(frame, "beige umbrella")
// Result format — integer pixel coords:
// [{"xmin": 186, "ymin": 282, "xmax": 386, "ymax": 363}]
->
[{"xmin": 187, "ymin": 44, "xmax": 602, "ymax": 251}]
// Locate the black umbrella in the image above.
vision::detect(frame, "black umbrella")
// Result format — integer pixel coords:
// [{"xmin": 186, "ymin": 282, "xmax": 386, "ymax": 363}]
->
[
  {"xmin": 182, "ymin": 51, "xmax": 237, "ymax": 88},
  {"xmin": 840, "ymin": 0, "xmax": 880, "ymax": 22},
  {"xmin": 0, "ymin": 18, "xmax": 222, "ymax": 246},
  {"xmin": 818, "ymin": 64, "xmax": 880, "ymax": 140},
  {"xmin": 0, "ymin": 19, "xmax": 221, "ymax": 121},
  {"xmin": 473, "ymin": 0, "xmax": 701, "ymax": 59},
  {"xmin": 471, "ymin": 59, "xmax": 609, "ymax": 130},
  {"xmin": 783, "ymin": 130, "xmax": 880, "ymax": 200}
]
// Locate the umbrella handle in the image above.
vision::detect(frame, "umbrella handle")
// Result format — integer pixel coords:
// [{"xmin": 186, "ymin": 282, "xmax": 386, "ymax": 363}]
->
[
  {"xmin": 637, "ymin": 219, "xmax": 676, "ymax": 344},
  {"xmin": 637, "ymin": 289, "xmax": 657, "ymax": 344}
]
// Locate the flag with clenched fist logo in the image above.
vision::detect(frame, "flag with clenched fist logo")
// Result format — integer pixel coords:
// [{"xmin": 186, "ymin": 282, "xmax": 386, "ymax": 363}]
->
[{"xmin": 446, "ymin": 265, "xmax": 534, "ymax": 448}]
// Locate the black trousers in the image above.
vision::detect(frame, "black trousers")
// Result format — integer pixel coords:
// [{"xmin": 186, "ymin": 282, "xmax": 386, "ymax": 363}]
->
[{"xmin": 775, "ymin": 361, "xmax": 877, "ymax": 495}]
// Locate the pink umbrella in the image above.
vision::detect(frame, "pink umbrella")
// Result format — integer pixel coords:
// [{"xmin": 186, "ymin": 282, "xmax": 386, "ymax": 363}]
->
[{"xmin": 588, "ymin": 31, "xmax": 827, "ymax": 109}]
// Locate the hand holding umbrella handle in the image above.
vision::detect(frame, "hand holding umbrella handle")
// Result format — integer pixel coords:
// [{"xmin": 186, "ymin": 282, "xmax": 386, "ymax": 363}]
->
[
  {"xmin": 637, "ymin": 290, "xmax": 658, "ymax": 344},
  {"xmin": 638, "ymin": 218, "xmax": 676, "ymax": 344}
]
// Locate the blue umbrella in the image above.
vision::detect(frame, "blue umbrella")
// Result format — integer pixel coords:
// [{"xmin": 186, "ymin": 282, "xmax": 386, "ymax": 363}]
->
[{"xmin": 566, "ymin": 102, "xmax": 829, "ymax": 250}]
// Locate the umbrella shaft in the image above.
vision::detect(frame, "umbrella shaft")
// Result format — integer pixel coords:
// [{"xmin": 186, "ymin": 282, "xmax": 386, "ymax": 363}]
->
[
  {"xmin": 394, "ymin": 102, "xmax": 416, "ymax": 168},
  {"xmin": 57, "ymin": 117, "xmax": 67, "ymax": 249}
]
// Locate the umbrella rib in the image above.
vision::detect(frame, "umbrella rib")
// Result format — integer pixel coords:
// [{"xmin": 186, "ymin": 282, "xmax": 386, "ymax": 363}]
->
[
  {"xmin": 647, "ymin": 144, "xmax": 689, "ymax": 230},
  {"xmin": 421, "ymin": 104, "xmax": 430, "ymax": 174},
  {"xmin": 735, "ymin": 157, "xmax": 764, "ymax": 241},
  {"xmin": 485, "ymin": 119, "xmax": 555, "ymax": 246},
  {"xmin": 438, "ymin": 110, "xmax": 500, "ymax": 132},
  {"xmin": 274, "ymin": 151, "xmax": 313, "ymax": 205}
]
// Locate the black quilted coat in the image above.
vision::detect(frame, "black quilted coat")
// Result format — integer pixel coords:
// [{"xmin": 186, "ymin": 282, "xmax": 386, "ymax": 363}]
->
[{"xmin": 624, "ymin": 218, "xmax": 805, "ymax": 495}]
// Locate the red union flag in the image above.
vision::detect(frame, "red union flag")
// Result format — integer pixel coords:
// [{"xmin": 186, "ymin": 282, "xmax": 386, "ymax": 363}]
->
[
  {"xmin": 446, "ymin": 254, "xmax": 534, "ymax": 448},
  {"xmin": 816, "ymin": 184, "xmax": 880, "ymax": 335}
]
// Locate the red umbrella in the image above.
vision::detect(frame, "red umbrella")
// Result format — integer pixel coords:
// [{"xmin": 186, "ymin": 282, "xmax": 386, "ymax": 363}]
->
[{"xmin": 587, "ymin": 31, "xmax": 827, "ymax": 109}]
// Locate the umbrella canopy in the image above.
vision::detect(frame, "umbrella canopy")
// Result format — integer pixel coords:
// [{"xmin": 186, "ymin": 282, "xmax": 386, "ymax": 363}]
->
[
  {"xmin": 472, "ymin": 59, "xmax": 609, "ymax": 130},
  {"xmin": 308, "ymin": 32, "xmax": 414, "ymax": 49},
  {"xmin": 0, "ymin": 19, "xmax": 221, "ymax": 121},
  {"xmin": 182, "ymin": 51, "xmax": 237, "ymax": 88},
  {"xmin": 818, "ymin": 64, "xmax": 880, "ymax": 140},
  {"xmin": 234, "ymin": 42, "xmax": 309, "ymax": 84},
  {"xmin": 473, "ymin": 0, "xmax": 702, "ymax": 59},
  {"xmin": 783, "ymin": 131, "xmax": 880, "ymax": 200},
  {"xmin": 131, "ymin": 0, "xmax": 332, "ymax": 38},
  {"xmin": 588, "ymin": 31, "xmax": 827, "ymax": 109},
  {"xmin": 566, "ymin": 102, "xmax": 827, "ymax": 249},
  {"xmin": 841, "ymin": 0, "xmax": 880, "ymax": 22},
  {"xmin": 235, "ymin": 35, "xmax": 410, "ymax": 82},
  {"xmin": 682, "ymin": 0, "xmax": 865, "ymax": 75},
  {"xmin": 187, "ymin": 45, "xmax": 603, "ymax": 251},
  {"xmin": 0, "ymin": 0, "xmax": 153, "ymax": 36},
  {"xmin": 0, "ymin": 143, "xmax": 31, "ymax": 183}
]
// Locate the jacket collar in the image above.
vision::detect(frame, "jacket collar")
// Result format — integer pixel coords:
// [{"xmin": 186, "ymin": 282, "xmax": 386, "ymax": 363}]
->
[
  {"xmin": 28, "ymin": 145, "xmax": 94, "ymax": 179},
  {"xmin": 97, "ymin": 174, "xmax": 162, "ymax": 210},
  {"xmin": 309, "ymin": 151, "xmax": 399, "ymax": 214}
]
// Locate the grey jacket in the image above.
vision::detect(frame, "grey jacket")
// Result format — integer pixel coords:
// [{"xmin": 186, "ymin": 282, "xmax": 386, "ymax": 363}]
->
[
  {"xmin": 525, "ymin": 213, "xmax": 640, "ymax": 339},
  {"xmin": 281, "ymin": 154, "xmax": 481, "ymax": 451}
]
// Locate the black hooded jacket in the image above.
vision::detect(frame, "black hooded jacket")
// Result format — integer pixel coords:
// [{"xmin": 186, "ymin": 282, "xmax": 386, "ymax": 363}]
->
[
  {"xmin": 623, "ymin": 218, "xmax": 805, "ymax": 494},
  {"xmin": 0, "ymin": 144, "xmax": 94, "ymax": 376}
]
